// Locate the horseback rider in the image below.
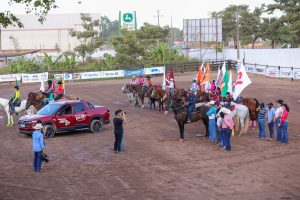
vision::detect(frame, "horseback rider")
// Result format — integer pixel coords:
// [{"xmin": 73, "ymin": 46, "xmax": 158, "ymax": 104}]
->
[
  {"xmin": 138, "ymin": 75, "xmax": 144, "ymax": 86},
  {"xmin": 166, "ymin": 78, "xmax": 175, "ymax": 95},
  {"xmin": 130, "ymin": 76, "xmax": 138, "ymax": 85},
  {"xmin": 186, "ymin": 89, "xmax": 197, "ymax": 123},
  {"xmin": 190, "ymin": 79, "xmax": 199, "ymax": 92},
  {"xmin": 54, "ymin": 81, "xmax": 64, "ymax": 101},
  {"xmin": 9, "ymin": 85, "xmax": 21, "ymax": 114},
  {"xmin": 43, "ymin": 80, "xmax": 54, "ymax": 106}
]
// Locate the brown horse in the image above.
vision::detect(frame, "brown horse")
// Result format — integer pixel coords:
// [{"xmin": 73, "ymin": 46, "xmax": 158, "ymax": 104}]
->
[
  {"xmin": 131, "ymin": 84, "xmax": 154, "ymax": 109},
  {"xmin": 165, "ymin": 97, "xmax": 209, "ymax": 141},
  {"xmin": 195, "ymin": 91, "xmax": 210, "ymax": 102},
  {"xmin": 242, "ymin": 98, "xmax": 260, "ymax": 120},
  {"xmin": 151, "ymin": 87, "xmax": 166, "ymax": 111}
]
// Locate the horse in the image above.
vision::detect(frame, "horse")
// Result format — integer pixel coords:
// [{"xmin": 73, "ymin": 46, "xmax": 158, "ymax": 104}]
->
[
  {"xmin": 26, "ymin": 92, "xmax": 79, "ymax": 111},
  {"xmin": 151, "ymin": 87, "xmax": 166, "ymax": 112},
  {"xmin": 196, "ymin": 91, "xmax": 210, "ymax": 102},
  {"xmin": 241, "ymin": 97, "xmax": 260, "ymax": 121},
  {"xmin": 230, "ymin": 102, "xmax": 250, "ymax": 136},
  {"xmin": 131, "ymin": 84, "xmax": 153, "ymax": 109},
  {"xmin": 0, "ymin": 97, "xmax": 34, "ymax": 126},
  {"xmin": 164, "ymin": 97, "xmax": 209, "ymax": 142},
  {"xmin": 121, "ymin": 83, "xmax": 138, "ymax": 108},
  {"xmin": 145, "ymin": 85, "xmax": 158, "ymax": 110}
]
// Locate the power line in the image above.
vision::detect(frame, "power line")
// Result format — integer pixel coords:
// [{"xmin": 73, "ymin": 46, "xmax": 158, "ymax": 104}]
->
[{"xmin": 154, "ymin": 10, "xmax": 164, "ymax": 27}]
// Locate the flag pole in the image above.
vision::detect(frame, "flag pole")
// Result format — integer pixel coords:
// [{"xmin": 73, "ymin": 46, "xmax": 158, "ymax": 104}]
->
[{"xmin": 162, "ymin": 66, "xmax": 166, "ymax": 90}]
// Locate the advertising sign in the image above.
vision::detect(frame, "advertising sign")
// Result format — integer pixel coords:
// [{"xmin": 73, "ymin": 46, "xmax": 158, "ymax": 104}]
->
[
  {"xmin": 0, "ymin": 74, "xmax": 21, "ymax": 82},
  {"xmin": 102, "ymin": 70, "xmax": 124, "ymax": 78},
  {"xmin": 73, "ymin": 73, "xmax": 81, "ymax": 80},
  {"xmin": 279, "ymin": 68, "xmax": 293, "ymax": 78},
  {"xmin": 246, "ymin": 65, "xmax": 255, "ymax": 73},
  {"xmin": 54, "ymin": 74, "xmax": 63, "ymax": 81},
  {"xmin": 144, "ymin": 67, "xmax": 165, "ymax": 75},
  {"xmin": 293, "ymin": 69, "xmax": 300, "ymax": 79},
  {"xmin": 255, "ymin": 66, "xmax": 266, "ymax": 75},
  {"xmin": 119, "ymin": 11, "xmax": 137, "ymax": 31},
  {"xmin": 266, "ymin": 67, "xmax": 279, "ymax": 77},
  {"xmin": 80, "ymin": 71, "xmax": 102, "ymax": 79},
  {"xmin": 63, "ymin": 73, "xmax": 73, "ymax": 80},
  {"xmin": 22, "ymin": 72, "xmax": 48, "ymax": 83},
  {"xmin": 124, "ymin": 69, "xmax": 144, "ymax": 77}
]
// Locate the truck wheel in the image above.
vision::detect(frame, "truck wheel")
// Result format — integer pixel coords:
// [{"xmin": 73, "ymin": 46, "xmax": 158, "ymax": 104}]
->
[
  {"xmin": 90, "ymin": 118, "xmax": 103, "ymax": 133},
  {"xmin": 43, "ymin": 124, "xmax": 56, "ymax": 138}
]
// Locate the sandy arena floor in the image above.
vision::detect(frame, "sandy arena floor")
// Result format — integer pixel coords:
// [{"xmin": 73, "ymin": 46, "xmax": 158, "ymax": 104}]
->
[{"xmin": 0, "ymin": 73, "xmax": 299, "ymax": 200}]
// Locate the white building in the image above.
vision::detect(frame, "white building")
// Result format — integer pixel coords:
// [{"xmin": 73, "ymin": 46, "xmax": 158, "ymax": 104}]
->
[{"xmin": 1, "ymin": 13, "xmax": 101, "ymax": 52}]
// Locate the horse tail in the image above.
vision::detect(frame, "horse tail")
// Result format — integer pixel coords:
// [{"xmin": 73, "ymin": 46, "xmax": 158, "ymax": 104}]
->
[{"xmin": 234, "ymin": 116, "xmax": 240, "ymax": 136}]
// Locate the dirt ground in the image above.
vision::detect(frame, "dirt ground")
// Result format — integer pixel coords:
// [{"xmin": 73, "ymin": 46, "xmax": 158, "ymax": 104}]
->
[{"xmin": 0, "ymin": 73, "xmax": 299, "ymax": 200}]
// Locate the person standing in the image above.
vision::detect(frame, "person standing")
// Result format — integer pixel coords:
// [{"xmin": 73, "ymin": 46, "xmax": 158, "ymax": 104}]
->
[
  {"xmin": 267, "ymin": 103, "xmax": 276, "ymax": 141},
  {"xmin": 221, "ymin": 108, "xmax": 234, "ymax": 151},
  {"xmin": 274, "ymin": 99, "xmax": 284, "ymax": 143},
  {"xmin": 257, "ymin": 102, "xmax": 267, "ymax": 139},
  {"xmin": 206, "ymin": 101, "xmax": 217, "ymax": 143},
  {"xmin": 32, "ymin": 122, "xmax": 45, "ymax": 172},
  {"xmin": 113, "ymin": 109, "xmax": 126, "ymax": 153},
  {"xmin": 279, "ymin": 104, "xmax": 289, "ymax": 144},
  {"xmin": 216, "ymin": 102, "xmax": 224, "ymax": 147}
]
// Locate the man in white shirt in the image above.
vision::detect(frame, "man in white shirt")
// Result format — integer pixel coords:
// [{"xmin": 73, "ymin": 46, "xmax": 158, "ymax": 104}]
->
[{"xmin": 274, "ymin": 99, "xmax": 284, "ymax": 143}]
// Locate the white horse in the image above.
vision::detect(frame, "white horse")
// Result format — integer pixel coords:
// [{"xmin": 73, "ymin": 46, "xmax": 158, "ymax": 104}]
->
[
  {"xmin": 0, "ymin": 98, "xmax": 34, "ymax": 126},
  {"xmin": 230, "ymin": 102, "xmax": 250, "ymax": 136},
  {"xmin": 121, "ymin": 83, "xmax": 139, "ymax": 108}
]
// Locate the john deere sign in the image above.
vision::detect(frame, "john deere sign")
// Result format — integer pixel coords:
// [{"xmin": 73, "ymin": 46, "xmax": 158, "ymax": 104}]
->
[{"xmin": 119, "ymin": 11, "xmax": 137, "ymax": 31}]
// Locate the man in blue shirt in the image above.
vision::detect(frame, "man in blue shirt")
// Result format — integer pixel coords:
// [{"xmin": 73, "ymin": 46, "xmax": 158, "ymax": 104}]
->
[
  {"xmin": 32, "ymin": 122, "xmax": 45, "ymax": 172},
  {"xmin": 186, "ymin": 89, "xmax": 197, "ymax": 123},
  {"xmin": 206, "ymin": 101, "xmax": 217, "ymax": 143},
  {"xmin": 267, "ymin": 102, "xmax": 276, "ymax": 140}
]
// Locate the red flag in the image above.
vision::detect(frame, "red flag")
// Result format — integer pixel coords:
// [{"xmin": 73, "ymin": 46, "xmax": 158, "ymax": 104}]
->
[
  {"xmin": 51, "ymin": 78, "xmax": 55, "ymax": 92},
  {"xmin": 197, "ymin": 64, "xmax": 204, "ymax": 91}
]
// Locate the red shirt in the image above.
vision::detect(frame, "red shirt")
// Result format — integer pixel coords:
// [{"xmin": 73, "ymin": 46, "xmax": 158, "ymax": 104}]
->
[
  {"xmin": 55, "ymin": 85, "xmax": 64, "ymax": 94},
  {"xmin": 280, "ymin": 110, "xmax": 288, "ymax": 125}
]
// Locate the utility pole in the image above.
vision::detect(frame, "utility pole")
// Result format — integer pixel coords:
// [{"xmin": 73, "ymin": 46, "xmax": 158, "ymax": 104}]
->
[
  {"xmin": 236, "ymin": 7, "xmax": 240, "ymax": 60},
  {"xmin": 171, "ymin": 16, "xmax": 173, "ymax": 44},
  {"xmin": 154, "ymin": 10, "xmax": 163, "ymax": 27}
]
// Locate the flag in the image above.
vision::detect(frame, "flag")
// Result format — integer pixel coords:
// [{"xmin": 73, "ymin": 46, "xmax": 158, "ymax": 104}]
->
[
  {"xmin": 216, "ymin": 62, "xmax": 225, "ymax": 87},
  {"xmin": 221, "ymin": 68, "xmax": 229, "ymax": 97},
  {"xmin": 216, "ymin": 66, "xmax": 220, "ymax": 85},
  {"xmin": 40, "ymin": 73, "xmax": 45, "ymax": 92},
  {"xmin": 197, "ymin": 61, "xmax": 204, "ymax": 91},
  {"xmin": 233, "ymin": 63, "xmax": 252, "ymax": 100},
  {"xmin": 15, "ymin": 78, "xmax": 19, "ymax": 87},
  {"xmin": 202, "ymin": 63, "xmax": 210, "ymax": 84},
  {"xmin": 228, "ymin": 70, "xmax": 233, "ymax": 95}
]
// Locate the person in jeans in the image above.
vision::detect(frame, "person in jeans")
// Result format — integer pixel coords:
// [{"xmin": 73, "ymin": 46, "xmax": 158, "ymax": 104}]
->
[
  {"xmin": 257, "ymin": 102, "xmax": 267, "ymax": 139},
  {"xmin": 279, "ymin": 104, "xmax": 289, "ymax": 144},
  {"xmin": 32, "ymin": 122, "xmax": 45, "ymax": 172},
  {"xmin": 206, "ymin": 100, "xmax": 217, "ymax": 143},
  {"xmin": 220, "ymin": 108, "xmax": 234, "ymax": 151},
  {"xmin": 267, "ymin": 102, "xmax": 276, "ymax": 141},
  {"xmin": 274, "ymin": 99, "xmax": 284, "ymax": 143},
  {"xmin": 113, "ymin": 109, "xmax": 126, "ymax": 153}
]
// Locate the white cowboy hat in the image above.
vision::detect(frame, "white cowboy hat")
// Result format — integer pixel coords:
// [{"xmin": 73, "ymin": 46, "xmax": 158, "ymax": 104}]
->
[
  {"xmin": 221, "ymin": 108, "xmax": 231, "ymax": 115},
  {"xmin": 207, "ymin": 100, "xmax": 215, "ymax": 105},
  {"xmin": 170, "ymin": 78, "xmax": 174, "ymax": 81},
  {"xmin": 33, "ymin": 123, "xmax": 43, "ymax": 130}
]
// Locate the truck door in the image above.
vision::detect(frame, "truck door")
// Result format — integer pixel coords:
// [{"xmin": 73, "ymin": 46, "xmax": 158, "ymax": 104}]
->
[{"xmin": 73, "ymin": 102, "xmax": 90, "ymax": 129}]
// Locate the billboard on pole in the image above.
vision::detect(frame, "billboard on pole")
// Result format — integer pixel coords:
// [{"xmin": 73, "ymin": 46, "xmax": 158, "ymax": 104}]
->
[{"xmin": 119, "ymin": 11, "xmax": 137, "ymax": 31}]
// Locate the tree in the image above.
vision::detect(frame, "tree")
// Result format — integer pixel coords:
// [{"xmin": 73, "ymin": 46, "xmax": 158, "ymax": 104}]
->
[
  {"xmin": 267, "ymin": 0, "xmax": 300, "ymax": 47},
  {"xmin": 1, "ymin": 0, "xmax": 58, "ymax": 28},
  {"xmin": 70, "ymin": 13, "xmax": 104, "ymax": 63},
  {"xmin": 168, "ymin": 27, "xmax": 183, "ymax": 42},
  {"xmin": 100, "ymin": 16, "xmax": 119, "ymax": 40},
  {"xmin": 9, "ymin": 35, "xmax": 20, "ymax": 50}
]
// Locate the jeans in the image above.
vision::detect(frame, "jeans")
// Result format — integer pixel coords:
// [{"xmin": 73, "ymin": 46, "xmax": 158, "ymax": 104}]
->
[
  {"xmin": 188, "ymin": 104, "xmax": 195, "ymax": 120},
  {"xmin": 33, "ymin": 151, "xmax": 43, "ymax": 172},
  {"xmin": 281, "ymin": 121, "xmax": 288, "ymax": 144},
  {"xmin": 268, "ymin": 122, "xmax": 275, "ymax": 139},
  {"xmin": 170, "ymin": 88, "xmax": 174, "ymax": 95},
  {"xmin": 208, "ymin": 119, "xmax": 216, "ymax": 142},
  {"xmin": 218, "ymin": 128, "xmax": 224, "ymax": 147},
  {"xmin": 9, "ymin": 100, "xmax": 15, "ymax": 113},
  {"xmin": 120, "ymin": 132, "xmax": 125, "ymax": 151},
  {"xmin": 258, "ymin": 119, "xmax": 266, "ymax": 138},
  {"xmin": 276, "ymin": 118, "xmax": 282, "ymax": 142},
  {"xmin": 223, "ymin": 128, "xmax": 231, "ymax": 151},
  {"xmin": 114, "ymin": 132, "xmax": 122, "ymax": 152}
]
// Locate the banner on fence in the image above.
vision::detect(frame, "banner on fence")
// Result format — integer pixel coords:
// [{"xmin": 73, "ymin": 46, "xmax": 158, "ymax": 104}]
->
[
  {"xmin": 102, "ymin": 70, "xmax": 124, "ymax": 78},
  {"xmin": 255, "ymin": 66, "xmax": 266, "ymax": 75},
  {"xmin": 246, "ymin": 65, "xmax": 255, "ymax": 73},
  {"xmin": 124, "ymin": 69, "xmax": 144, "ymax": 77},
  {"xmin": 144, "ymin": 67, "xmax": 164, "ymax": 75},
  {"xmin": 293, "ymin": 69, "xmax": 300, "ymax": 79},
  {"xmin": 54, "ymin": 74, "xmax": 63, "ymax": 81},
  {"xmin": 73, "ymin": 73, "xmax": 81, "ymax": 80},
  {"xmin": 0, "ymin": 74, "xmax": 21, "ymax": 82},
  {"xmin": 22, "ymin": 72, "xmax": 48, "ymax": 83},
  {"xmin": 63, "ymin": 73, "xmax": 73, "ymax": 80},
  {"xmin": 266, "ymin": 67, "xmax": 279, "ymax": 77},
  {"xmin": 80, "ymin": 71, "xmax": 102, "ymax": 79},
  {"xmin": 279, "ymin": 68, "xmax": 293, "ymax": 78}
]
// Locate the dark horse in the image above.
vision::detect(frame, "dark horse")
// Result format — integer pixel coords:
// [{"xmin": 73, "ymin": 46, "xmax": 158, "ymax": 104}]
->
[
  {"xmin": 165, "ymin": 97, "xmax": 209, "ymax": 142},
  {"xmin": 150, "ymin": 87, "xmax": 167, "ymax": 111},
  {"xmin": 240, "ymin": 97, "xmax": 260, "ymax": 121}
]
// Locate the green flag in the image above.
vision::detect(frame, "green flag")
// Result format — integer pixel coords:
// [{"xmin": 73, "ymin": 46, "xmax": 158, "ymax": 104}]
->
[
  {"xmin": 15, "ymin": 78, "xmax": 19, "ymax": 87},
  {"xmin": 221, "ymin": 69, "xmax": 229, "ymax": 97}
]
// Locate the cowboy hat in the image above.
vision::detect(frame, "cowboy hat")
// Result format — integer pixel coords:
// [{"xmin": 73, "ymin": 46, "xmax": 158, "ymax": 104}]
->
[
  {"xmin": 33, "ymin": 123, "xmax": 43, "ymax": 130},
  {"xmin": 221, "ymin": 108, "xmax": 231, "ymax": 115},
  {"xmin": 207, "ymin": 100, "xmax": 215, "ymax": 106},
  {"xmin": 276, "ymin": 99, "xmax": 283, "ymax": 104},
  {"xmin": 170, "ymin": 78, "xmax": 174, "ymax": 81},
  {"xmin": 57, "ymin": 81, "xmax": 63, "ymax": 85}
]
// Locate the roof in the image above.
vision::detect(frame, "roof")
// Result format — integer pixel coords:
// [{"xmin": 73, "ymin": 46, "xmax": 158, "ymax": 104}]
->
[
  {"xmin": 50, "ymin": 100, "xmax": 82, "ymax": 105},
  {"xmin": 3, "ymin": 13, "xmax": 101, "ymax": 30},
  {"xmin": 0, "ymin": 50, "xmax": 39, "ymax": 58}
]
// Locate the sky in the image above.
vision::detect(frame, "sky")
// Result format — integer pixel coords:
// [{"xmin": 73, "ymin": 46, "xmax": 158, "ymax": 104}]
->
[{"xmin": 1, "ymin": 0, "xmax": 277, "ymax": 28}]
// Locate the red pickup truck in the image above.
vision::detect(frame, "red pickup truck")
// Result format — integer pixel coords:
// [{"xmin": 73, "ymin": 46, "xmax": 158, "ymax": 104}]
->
[{"xmin": 18, "ymin": 100, "xmax": 110, "ymax": 138}]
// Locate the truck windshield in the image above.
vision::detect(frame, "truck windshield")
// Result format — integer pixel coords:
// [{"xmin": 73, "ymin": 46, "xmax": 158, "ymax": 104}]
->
[{"xmin": 37, "ymin": 104, "xmax": 61, "ymax": 115}]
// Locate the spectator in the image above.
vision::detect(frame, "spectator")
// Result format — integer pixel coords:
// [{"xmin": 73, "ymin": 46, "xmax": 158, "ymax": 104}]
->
[
  {"xmin": 206, "ymin": 100, "xmax": 217, "ymax": 143},
  {"xmin": 113, "ymin": 109, "xmax": 126, "ymax": 153},
  {"xmin": 257, "ymin": 102, "xmax": 267, "ymax": 139},
  {"xmin": 220, "ymin": 108, "xmax": 234, "ymax": 151},
  {"xmin": 267, "ymin": 102, "xmax": 276, "ymax": 141},
  {"xmin": 32, "ymin": 122, "xmax": 45, "ymax": 172},
  {"xmin": 274, "ymin": 99, "xmax": 284, "ymax": 143},
  {"xmin": 279, "ymin": 104, "xmax": 289, "ymax": 144}
]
